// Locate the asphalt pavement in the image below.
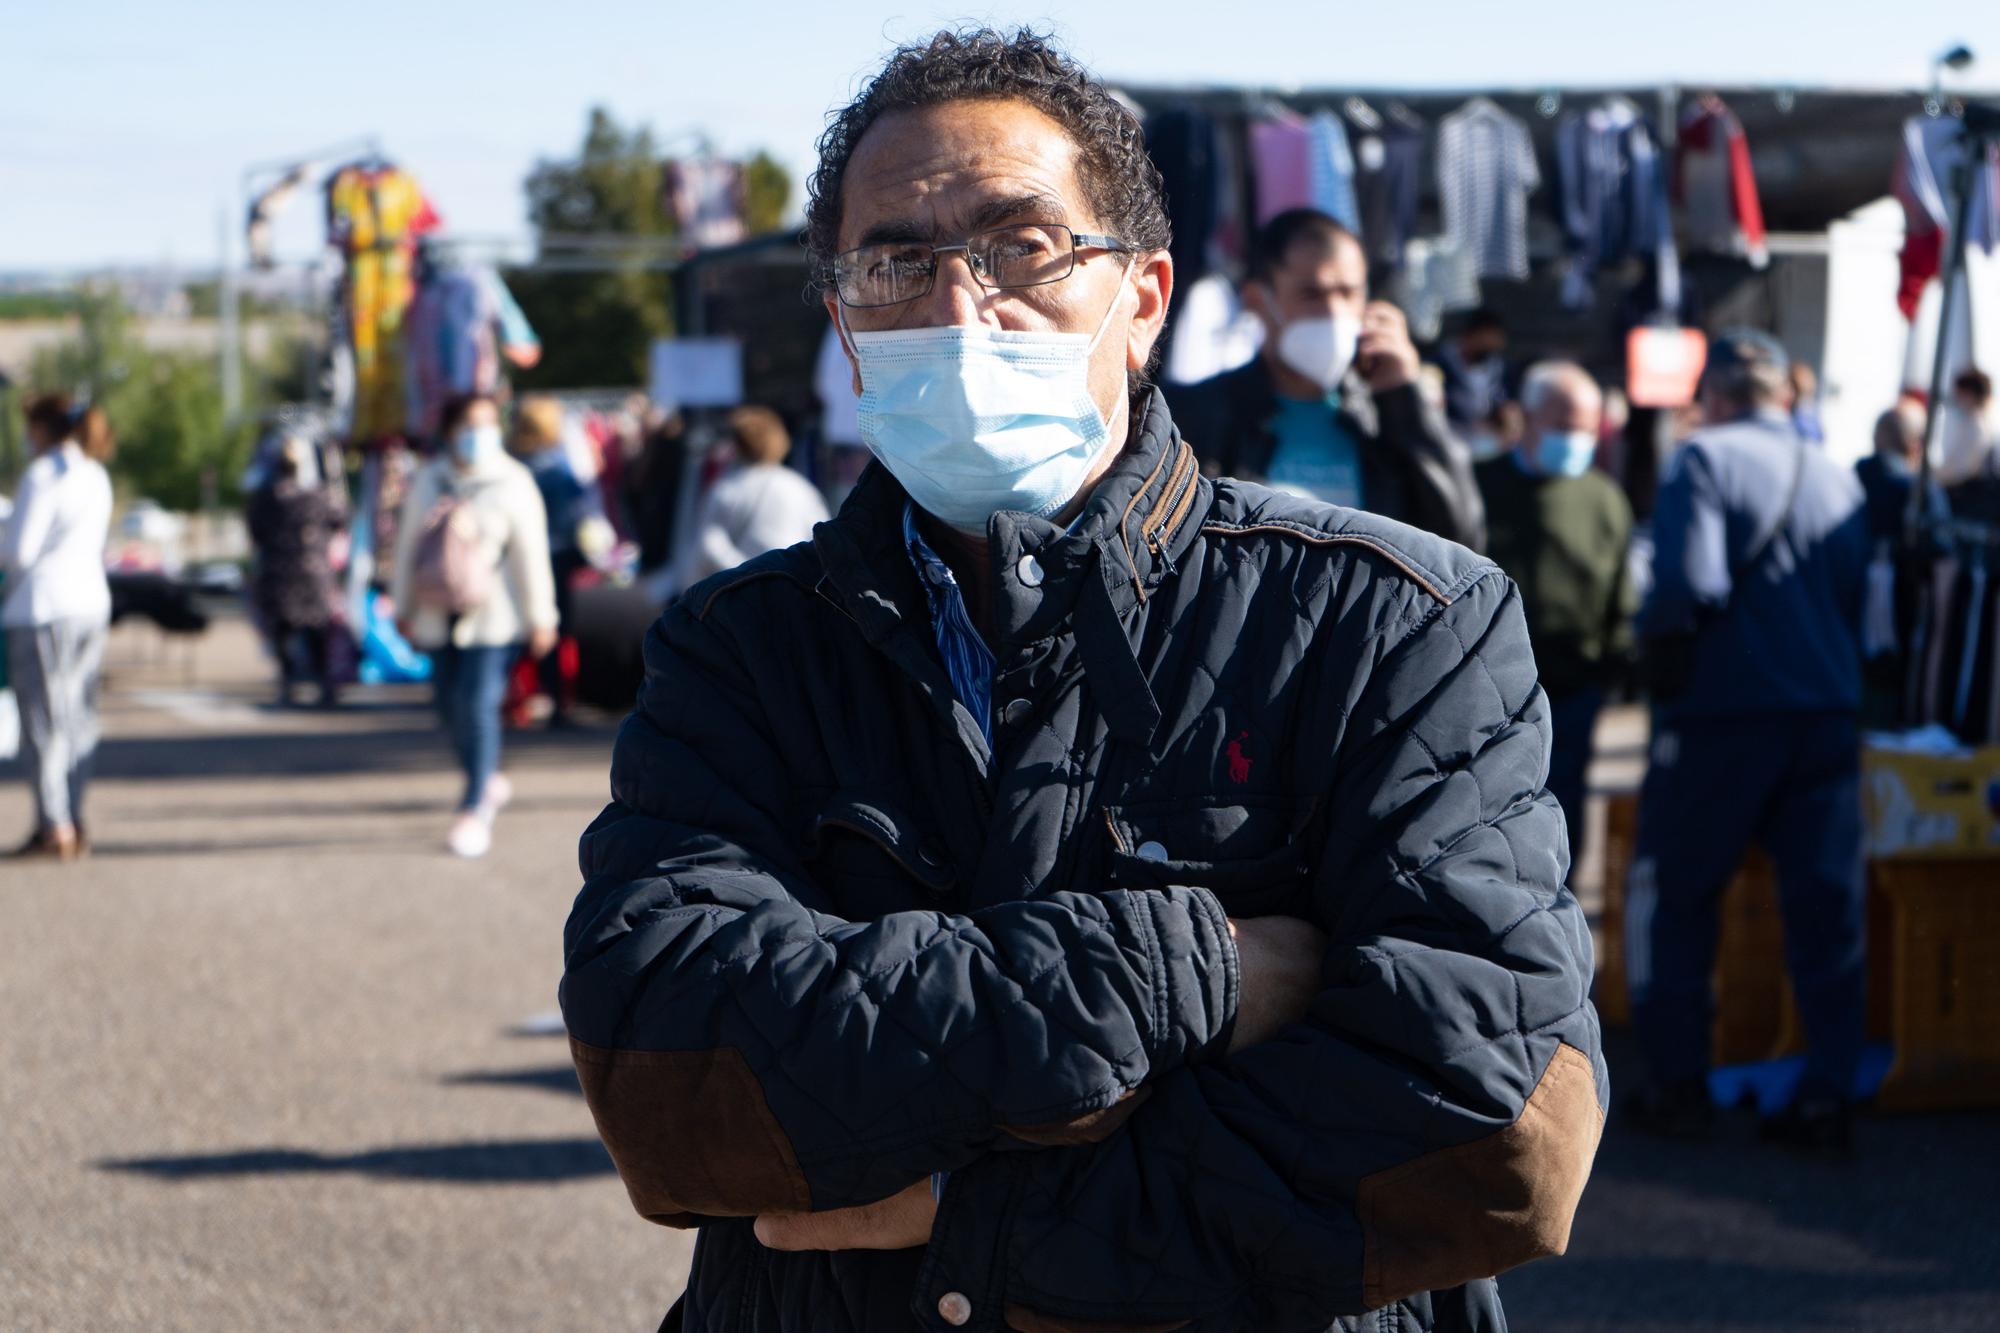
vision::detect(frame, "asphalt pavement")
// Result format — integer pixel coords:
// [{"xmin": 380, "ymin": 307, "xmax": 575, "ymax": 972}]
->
[{"xmin": 1, "ymin": 615, "xmax": 1992, "ymax": 1331}]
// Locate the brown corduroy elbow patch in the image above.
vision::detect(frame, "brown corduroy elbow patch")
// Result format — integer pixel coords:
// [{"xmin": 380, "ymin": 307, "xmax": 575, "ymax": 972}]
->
[
  {"xmin": 570, "ymin": 1037, "xmax": 810, "ymax": 1223},
  {"xmin": 1357, "ymin": 1041, "xmax": 1603, "ymax": 1308}
]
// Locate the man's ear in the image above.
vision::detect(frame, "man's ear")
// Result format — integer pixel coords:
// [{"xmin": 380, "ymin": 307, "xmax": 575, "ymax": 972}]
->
[
  {"xmin": 1242, "ymin": 278, "xmax": 1279, "ymax": 331},
  {"xmin": 1125, "ymin": 249, "xmax": 1175, "ymax": 374},
  {"xmin": 824, "ymin": 293, "xmax": 862, "ymax": 396}
]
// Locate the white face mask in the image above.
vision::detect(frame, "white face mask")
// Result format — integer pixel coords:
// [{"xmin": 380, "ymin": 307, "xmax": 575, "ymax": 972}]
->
[
  {"xmin": 844, "ymin": 281, "xmax": 1126, "ymax": 534},
  {"xmin": 1275, "ymin": 315, "xmax": 1363, "ymax": 392}
]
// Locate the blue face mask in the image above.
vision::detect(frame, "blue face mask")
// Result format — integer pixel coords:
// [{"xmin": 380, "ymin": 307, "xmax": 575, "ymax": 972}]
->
[
  {"xmin": 845, "ymin": 284, "xmax": 1125, "ymax": 533},
  {"xmin": 1534, "ymin": 430, "xmax": 1598, "ymax": 478},
  {"xmin": 452, "ymin": 424, "xmax": 503, "ymax": 468}
]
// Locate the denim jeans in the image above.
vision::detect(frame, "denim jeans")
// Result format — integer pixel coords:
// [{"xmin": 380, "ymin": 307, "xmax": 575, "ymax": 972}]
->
[
  {"xmin": 1628, "ymin": 711, "xmax": 1866, "ymax": 1100},
  {"xmin": 430, "ymin": 643, "xmax": 516, "ymax": 811},
  {"xmin": 1544, "ymin": 685, "xmax": 1604, "ymax": 888}
]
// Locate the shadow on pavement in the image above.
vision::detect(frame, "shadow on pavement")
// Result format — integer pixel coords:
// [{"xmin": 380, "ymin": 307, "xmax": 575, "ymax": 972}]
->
[
  {"xmin": 443, "ymin": 1066, "xmax": 584, "ymax": 1097},
  {"xmin": 100, "ymin": 1138, "xmax": 613, "ymax": 1184},
  {"xmin": 1501, "ymin": 1028, "xmax": 2000, "ymax": 1330},
  {"xmin": 84, "ymin": 720, "xmax": 615, "ymax": 783}
]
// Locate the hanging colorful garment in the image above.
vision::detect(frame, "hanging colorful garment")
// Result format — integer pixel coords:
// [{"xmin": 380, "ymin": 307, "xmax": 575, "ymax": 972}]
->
[
  {"xmin": 1249, "ymin": 110, "xmax": 1315, "ymax": 225},
  {"xmin": 404, "ymin": 261, "xmax": 539, "ymax": 441},
  {"xmin": 326, "ymin": 164, "xmax": 440, "ymax": 444},
  {"xmin": 1891, "ymin": 114, "xmax": 2000, "ymax": 320},
  {"xmin": 1675, "ymin": 94, "xmax": 1768, "ymax": 267}
]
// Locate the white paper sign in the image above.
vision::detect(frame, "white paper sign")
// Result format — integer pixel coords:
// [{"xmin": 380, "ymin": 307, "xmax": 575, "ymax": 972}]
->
[{"xmin": 650, "ymin": 337, "xmax": 744, "ymax": 408}]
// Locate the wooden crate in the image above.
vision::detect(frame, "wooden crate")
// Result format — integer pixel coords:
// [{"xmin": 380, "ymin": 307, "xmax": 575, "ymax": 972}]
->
[
  {"xmin": 1872, "ymin": 861, "xmax": 2000, "ymax": 1112},
  {"xmin": 1596, "ymin": 793, "xmax": 1803, "ymax": 1065}
]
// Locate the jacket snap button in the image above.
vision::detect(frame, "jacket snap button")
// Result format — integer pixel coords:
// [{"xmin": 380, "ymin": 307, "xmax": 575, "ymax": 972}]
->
[
  {"xmin": 918, "ymin": 842, "xmax": 945, "ymax": 869},
  {"xmin": 1017, "ymin": 554, "xmax": 1045, "ymax": 587},
  {"xmin": 1136, "ymin": 840, "xmax": 1169, "ymax": 862},
  {"xmin": 1002, "ymin": 697, "xmax": 1032, "ymax": 726},
  {"xmin": 938, "ymin": 1291, "xmax": 972, "ymax": 1325}
]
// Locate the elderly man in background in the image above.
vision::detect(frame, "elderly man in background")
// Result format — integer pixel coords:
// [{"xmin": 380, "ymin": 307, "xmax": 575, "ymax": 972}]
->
[
  {"xmin": 562, "ymin": 28, "xmax": 1600, "ymax": 1333},
  {"xmin": 1475, "ymin": 362, "xmax": 1636, "ymax": 888},
  {"xmin": 1166, "ymin": 208, "xmax": 1485, "ymax": 548},
  {"xmin": 1627, "ymin": 331, "xmax": 1869, "ymax": 1151}
]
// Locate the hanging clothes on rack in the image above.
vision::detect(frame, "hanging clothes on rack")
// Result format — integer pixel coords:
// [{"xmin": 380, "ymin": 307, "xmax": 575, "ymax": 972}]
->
[
  {"xmin": 1392, "ymin": 236, "xmax": 1481, "ymax": 342},
  {"xmin": 1249, "ymin": 107, "xmax": 1315, "ymax": 224},
  {"xmin": 663, "ymin": 158, "xmax": 746, "ymax": 249},
  {"xmin": 404, "ymin": 253, "xmax": 540, "ymax": 443},
  {"xmin": 1306, "ymin": 110, "xmax": 1361, "ymax": 233},
  {"xmin": 1891, "ymin": 113, "xmax": 2000, "ymax": 320},
  {"xmin": 1554, "ymin": 98, "xmax": 1677, "ymax": 312},
  {"xmin": 1352, "ymin": 102, "xmax": 1425, "ymax": 269},
  {"xmin": 1676, "ymin": 94, "xmax": 1768, "ymax": 268},
  {"xmin": 325, "ymin": 161, "xmax": 441, "ymax": 445},
  {"xmin": 246, "ymin": 162, "xmax": 313, "ymax": 270},
  {"xmin": 1143, "ymin": 105, "xmax": 1226, "ymax": 287},
  {"xmin": 1436, "ymin": 96, "xmax": 1540, "ymax": 282}
]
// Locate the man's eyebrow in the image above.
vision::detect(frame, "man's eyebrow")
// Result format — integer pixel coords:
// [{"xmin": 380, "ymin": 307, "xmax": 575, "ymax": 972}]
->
[
  {"xmin": 965, "ymin": 193, "xmax": 1066, "ymax": 233},
  {"xmin": 854, "ymin": 217, "xmax": 932, "ymax": 248},
  {"xmin": 852, "ymin": 193, "xmax": 1068, "ymax": 250}
]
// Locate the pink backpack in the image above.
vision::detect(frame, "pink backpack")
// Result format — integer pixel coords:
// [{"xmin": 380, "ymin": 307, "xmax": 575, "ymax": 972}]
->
[{"xmin": 410, "ymin": 491, "xmax": 495, "ymax": 615}]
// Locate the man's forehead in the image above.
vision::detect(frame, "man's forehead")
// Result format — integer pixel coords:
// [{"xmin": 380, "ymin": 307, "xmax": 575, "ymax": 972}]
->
[{"xmin": 838, "ymin": 100, "xmax": 1088, "ymax": 242}]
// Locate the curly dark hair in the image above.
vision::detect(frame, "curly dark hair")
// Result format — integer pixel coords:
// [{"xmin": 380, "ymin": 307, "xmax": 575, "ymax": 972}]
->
[{"xmin": 804, "ymin": 27, "xmax": 1170, "ymax": 290}]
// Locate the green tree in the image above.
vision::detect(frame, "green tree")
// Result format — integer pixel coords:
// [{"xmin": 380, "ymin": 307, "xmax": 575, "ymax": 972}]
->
[
  {"xmin": 23, "ymin": 286, "xmax": 258, "ymax": 510},
  {"xmin": 507, "ymin": 108, "xmax": 676, "ymax": 389},
  {"xmin": 744, "ymin": 151, "xmax": 792, "ymax": 236}
]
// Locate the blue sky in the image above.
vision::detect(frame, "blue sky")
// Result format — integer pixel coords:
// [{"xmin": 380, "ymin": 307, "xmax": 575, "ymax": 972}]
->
[{"xmin": 4, "ymin": 0, "xmax": 1996, "ymax": 270}]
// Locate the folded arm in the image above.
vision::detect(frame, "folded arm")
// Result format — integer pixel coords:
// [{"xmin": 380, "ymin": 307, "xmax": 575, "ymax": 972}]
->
[
  {"xmin": 561, "ymin": 594, "xmax": 1238, "ymax": 1226},
  {"xmin": 914, "ymin": 570, "xmax": 1605, "ymax": 1330}
]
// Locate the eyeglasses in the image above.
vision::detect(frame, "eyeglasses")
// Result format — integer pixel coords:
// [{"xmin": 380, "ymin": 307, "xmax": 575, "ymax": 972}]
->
[{"xmin": 833, "ymin": 223, "xmax": 1131, "ymax": 309}]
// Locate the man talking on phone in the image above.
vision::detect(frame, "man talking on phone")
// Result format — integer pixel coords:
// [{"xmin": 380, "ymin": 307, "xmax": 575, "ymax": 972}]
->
[
  {"xmin": 1168, "ymin": 209, "xmax": 1485, "ymax": 549},
  {"xmin": 562, "ymin": 28, "xmax": 1600, "ymax": 1333}
]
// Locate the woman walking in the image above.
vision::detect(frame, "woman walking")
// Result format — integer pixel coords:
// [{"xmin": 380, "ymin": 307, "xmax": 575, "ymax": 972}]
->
[
  {"xmin": 247, "ymin": 434, "xmax": 348, "ymax": 707},
  {"xmin": 2, "ymin": 396, "xmax": 114, "ymax": 861},
  {"xmin": 391, "ymin": 392, "xmax": 557, "ymax": 858}
]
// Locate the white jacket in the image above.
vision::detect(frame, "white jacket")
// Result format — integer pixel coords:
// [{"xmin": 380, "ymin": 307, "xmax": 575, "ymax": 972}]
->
[
  {"xmin": 390, "ymin": 452, "xmax": 559, "ymax": 651},
  {"xmin": 681, "ymin": 463, "xmax": 831, "ymax": 585},
  {"xmin": 0, "ymin": 443, "xmax": 113, "ymax": 629}
]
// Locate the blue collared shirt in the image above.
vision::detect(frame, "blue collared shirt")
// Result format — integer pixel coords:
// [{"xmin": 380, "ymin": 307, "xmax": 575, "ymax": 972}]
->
[
  {"xmin": 903, "ymin": 503, "xmax": 997, "ymax": 746},
  {"xmin": 902, "ymin": 503, "xmax": 999, "ymax": 1204}
]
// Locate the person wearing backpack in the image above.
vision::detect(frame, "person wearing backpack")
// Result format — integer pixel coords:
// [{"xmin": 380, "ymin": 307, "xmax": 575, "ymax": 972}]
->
[{"xmin": 391, "ymin": 392, "xmax": 558, "ymax": 858}]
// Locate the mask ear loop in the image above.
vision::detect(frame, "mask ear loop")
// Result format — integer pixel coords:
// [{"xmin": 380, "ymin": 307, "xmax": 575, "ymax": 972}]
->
[{"xmin": 1084, "ymin": 261, "xmax": 1134, "ymax": 356}]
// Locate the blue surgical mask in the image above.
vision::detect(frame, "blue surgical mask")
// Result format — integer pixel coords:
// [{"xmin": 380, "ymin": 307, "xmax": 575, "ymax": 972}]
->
[
  {"xmin": 452, "ymin": 424, "xmax": 503, "ymax": 468},
  {"xmin": 1534, "ymin": 430, "xmax": 1598, "ymax": 478},
  {"xmin": 845, "ymin": 284, "xmax": 1124, "ymax": 533}
]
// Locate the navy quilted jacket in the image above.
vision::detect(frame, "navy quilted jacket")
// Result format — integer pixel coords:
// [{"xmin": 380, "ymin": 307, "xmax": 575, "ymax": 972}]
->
[{"xmin": 562, "ymin": 388, "xmax": 1605, "ymax": 1333}]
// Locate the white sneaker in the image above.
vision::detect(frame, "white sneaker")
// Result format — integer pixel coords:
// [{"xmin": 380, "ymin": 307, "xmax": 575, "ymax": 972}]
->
[
  {"xmin": 478, "ymin": 773, "xmax": 514, "ymax": 820},
  {"xmin": 447, "ymin": 810, "xmax": 493, "ymax": 859}
]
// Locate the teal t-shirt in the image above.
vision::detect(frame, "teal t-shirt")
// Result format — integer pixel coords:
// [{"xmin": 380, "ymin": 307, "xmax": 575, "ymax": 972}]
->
[{"xmin": 1265, "ymin": 392, "xmax": 1365, "ymax": 509}]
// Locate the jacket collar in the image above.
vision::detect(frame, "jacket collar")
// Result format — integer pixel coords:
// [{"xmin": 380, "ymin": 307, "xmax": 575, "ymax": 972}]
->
[
  {"xmin": 1228, "ymin": 354, "xmax": 1381, "ymax": 440},
  {"xmin": 813, "ymin": 386, "xmax": 1205, "ymax": 746}
]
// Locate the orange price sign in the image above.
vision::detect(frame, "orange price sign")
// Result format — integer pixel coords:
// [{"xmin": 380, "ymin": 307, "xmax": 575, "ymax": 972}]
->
[{"xmin": 1627, "ymin": 327, "xmax": 1709, "ymax": 408}]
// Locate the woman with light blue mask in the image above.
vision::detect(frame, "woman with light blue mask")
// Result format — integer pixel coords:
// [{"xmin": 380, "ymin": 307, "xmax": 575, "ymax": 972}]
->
[{"xmin": 390, "ymin": 392, "xmax": 560, "ymax": 859}]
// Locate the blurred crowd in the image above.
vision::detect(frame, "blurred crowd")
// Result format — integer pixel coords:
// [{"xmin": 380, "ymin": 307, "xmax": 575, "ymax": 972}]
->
[{"xmin": 10, "ymin": 202, "xmax": 1999, "ymax": 1149}]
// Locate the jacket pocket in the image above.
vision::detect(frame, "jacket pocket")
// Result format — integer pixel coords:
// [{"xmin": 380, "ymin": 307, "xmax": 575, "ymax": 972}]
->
[
  {"xmin": 1099, "ymin": 797, "xmax": 1315, "ymax": 917},
  {"xmin": 806, "ymin": 791, "xmax": 956, "ymax": 903}
]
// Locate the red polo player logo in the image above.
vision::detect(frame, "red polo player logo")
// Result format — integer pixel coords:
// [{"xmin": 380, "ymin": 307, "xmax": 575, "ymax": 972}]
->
[{"xmin": 1226, "ymin": 732, "xmax": 1253, "ymax": 784}]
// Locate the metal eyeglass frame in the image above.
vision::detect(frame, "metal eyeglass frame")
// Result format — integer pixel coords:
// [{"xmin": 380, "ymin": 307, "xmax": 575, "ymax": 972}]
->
[{"xmin": 833, "ymin": 224, "xmax": 1132, "ymax": 308}]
